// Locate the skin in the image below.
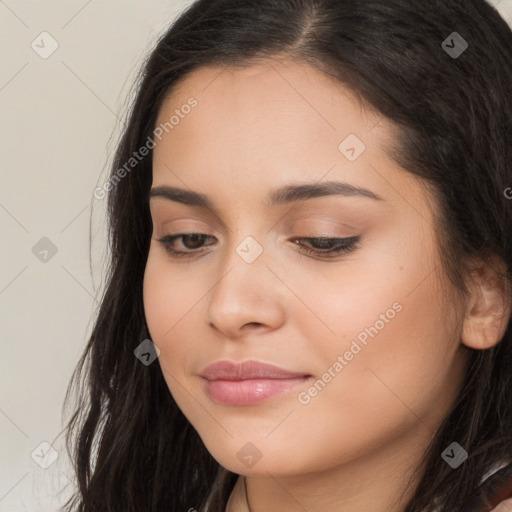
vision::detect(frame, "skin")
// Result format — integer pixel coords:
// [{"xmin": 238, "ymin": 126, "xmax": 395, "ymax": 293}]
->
[{"xmin": 142, "ymin": 58, "xmax": 511, "ymax": 512}]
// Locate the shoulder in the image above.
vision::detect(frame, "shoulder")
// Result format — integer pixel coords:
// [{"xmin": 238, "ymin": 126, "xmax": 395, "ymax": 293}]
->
[
  {"xmin": 489, "ymin": 497, "xmax": 512, "ymax": 511},
  {"xmin": 443, "ymin": 460, "xmax": 512, "ymax": 512},
  {"xmin": 478, "ymin": 461, "xmax": 512, "ymax": 511}
]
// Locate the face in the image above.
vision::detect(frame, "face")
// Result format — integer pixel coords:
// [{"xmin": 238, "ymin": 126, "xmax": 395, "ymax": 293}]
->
[{"xmin": 143, "ymin": 59, "xmax": 469, "ymax": 477}]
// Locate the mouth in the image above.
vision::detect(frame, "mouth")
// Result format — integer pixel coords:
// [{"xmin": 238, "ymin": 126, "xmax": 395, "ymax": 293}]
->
[{"xmin": 199, "ymin": 360, "xmax": 312, "ymax": 406}]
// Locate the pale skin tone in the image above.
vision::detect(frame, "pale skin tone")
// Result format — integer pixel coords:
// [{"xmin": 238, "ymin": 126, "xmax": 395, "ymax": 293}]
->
[{"xmin": 143, "ymin": 58, "xmax": 511, "ymax": 512}]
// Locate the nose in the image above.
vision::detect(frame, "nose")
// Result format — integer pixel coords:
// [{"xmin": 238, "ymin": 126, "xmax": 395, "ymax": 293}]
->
[{"xmin": 205, "ymin": 240, "xmax": 286, "ymax": 341}]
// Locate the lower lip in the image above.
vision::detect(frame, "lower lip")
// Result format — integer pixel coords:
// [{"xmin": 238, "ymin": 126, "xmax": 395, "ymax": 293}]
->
[{"xmin": 203, "ymin": 377, "xmax": 311, "ymax": 405}]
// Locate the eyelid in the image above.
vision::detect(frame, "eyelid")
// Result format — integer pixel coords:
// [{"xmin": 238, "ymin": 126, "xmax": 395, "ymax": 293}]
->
[
  {"xmin": 290, "ymin": 221, "xmax": 359, "ymax": 237},
  {"xmin": 291, "ymin": 216, "xmax": 360, "ymax": 231},
  {"xmin": 158, "ymin": 219, "xmax": 216, "ymax": 236},
  {"xmin": 156, "ymin": 214, "xmax": 361, "ymax": 243}
]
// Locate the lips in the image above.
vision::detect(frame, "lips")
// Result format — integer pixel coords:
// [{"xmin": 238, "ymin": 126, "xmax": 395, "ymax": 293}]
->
[
  {"xmin": 200, "ymin": 360, "xmax": 310, "ymax": 380},
  {"xmin": 199, "ymin": 360, "xmax": 312, "ymax": 406}
]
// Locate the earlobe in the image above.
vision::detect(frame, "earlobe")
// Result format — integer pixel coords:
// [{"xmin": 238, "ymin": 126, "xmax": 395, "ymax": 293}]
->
[{"xmin": 461, "ymin": 255, "xmax": 512, "ymax": 350}]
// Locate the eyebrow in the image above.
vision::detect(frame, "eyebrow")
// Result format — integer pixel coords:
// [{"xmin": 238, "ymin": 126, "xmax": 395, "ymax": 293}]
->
[{"xmin": 149, "ymin": 181, "xmax": 383, "ymax": 210}]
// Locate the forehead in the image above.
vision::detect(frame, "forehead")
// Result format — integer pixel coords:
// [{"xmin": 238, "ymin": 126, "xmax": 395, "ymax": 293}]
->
[
  {"xmin": 148, "ymin": 59, "xmax": 427, "ymax": 222},
  {"xmin": 152, "ymin": 59, "xmax": 394, "ymax": 174},
  {"xmin": 155, "ymin": 59, "xmax": 384, "ymax": 135}
]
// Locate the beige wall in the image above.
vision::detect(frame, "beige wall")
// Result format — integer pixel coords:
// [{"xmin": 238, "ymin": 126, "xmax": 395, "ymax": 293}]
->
[
  {"xmin": 0, "ymin": 1, "xmax": 511, "ymax": 510},
  {"xmin": 0, "ymin": 2, "xmax": 192, "ymax": 510}
]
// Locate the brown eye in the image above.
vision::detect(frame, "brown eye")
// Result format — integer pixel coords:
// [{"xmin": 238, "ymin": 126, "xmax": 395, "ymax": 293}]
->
[{"xmin": 157, "ymin": 233, "xmax": 216, "ymax": 257}]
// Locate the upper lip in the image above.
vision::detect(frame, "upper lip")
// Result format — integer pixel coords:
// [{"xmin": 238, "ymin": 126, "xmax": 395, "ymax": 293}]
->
[{"xmin": 200, "ymin": 360, "xmax": 311, "ymax": 380}]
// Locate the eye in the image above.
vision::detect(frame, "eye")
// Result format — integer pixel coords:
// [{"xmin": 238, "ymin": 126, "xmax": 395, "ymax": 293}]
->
[
  {"xmin": 292, "ymin": 236, "xmax": 360, "ymax": 259},
  {"xmin": 156, "ymin": 233, "xmax": 361, "ymax": 260},
  {"xmin": 157, "ymin": 233, "xmax": 215, "ymax": 259}
]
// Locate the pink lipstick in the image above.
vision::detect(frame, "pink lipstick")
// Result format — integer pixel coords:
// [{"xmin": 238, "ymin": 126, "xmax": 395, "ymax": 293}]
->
[{"xmin": 200, "ymin": 360, "xmax": 311, "ymax": 406}]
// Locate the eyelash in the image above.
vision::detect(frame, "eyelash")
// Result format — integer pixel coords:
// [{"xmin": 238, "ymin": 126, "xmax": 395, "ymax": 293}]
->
[{"xmin": 156, "ymin": 233, "xmax": 361, "ymax": 260}]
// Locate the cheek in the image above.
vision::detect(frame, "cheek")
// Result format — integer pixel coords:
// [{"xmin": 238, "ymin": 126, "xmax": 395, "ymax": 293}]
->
[
  {"xmin": 258, "ymin": 273, "xmax": 460, "ymax": 473},
  {"xmin": 142, "ymin": 254, "xmax": 198, "ymax": 364},
  {"xmin": 300, "ymin": 264, "xmax": 459, "ymax": 430},
  {"xmin": 143, "ymin": 255, "xmax": 205, "ymax": 416},
  {"xmin": 143, "ymin": 256, "xmax": 170, "ymax": 343},
  {"xmin": 296, "ymin": 236, "xmax": 459, "ymax": 413}
]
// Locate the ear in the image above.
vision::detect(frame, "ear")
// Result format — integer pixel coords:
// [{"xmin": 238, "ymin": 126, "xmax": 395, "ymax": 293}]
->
[{"xmin": 461, "ymin": 254, "xmax": 512, "ymax": 350}]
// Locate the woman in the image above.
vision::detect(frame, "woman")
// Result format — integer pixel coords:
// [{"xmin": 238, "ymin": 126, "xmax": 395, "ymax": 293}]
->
[{"xmin": 62, "ymin": 0, "xmax": 512, "ymax": 511}]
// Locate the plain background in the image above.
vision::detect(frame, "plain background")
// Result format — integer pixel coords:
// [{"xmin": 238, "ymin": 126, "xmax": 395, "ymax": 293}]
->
[{"xmin": 1, "ymin": 1, "xmax": 511, "ymax": 510}]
